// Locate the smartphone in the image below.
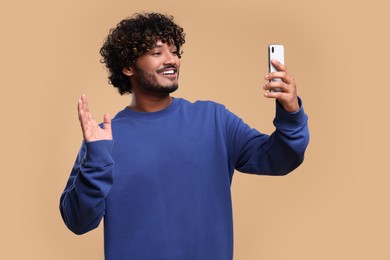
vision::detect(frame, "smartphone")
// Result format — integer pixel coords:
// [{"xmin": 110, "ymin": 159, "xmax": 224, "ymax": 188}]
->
[{"xmin": 268, "ymin": 44, "xmax": 284, "ymax": 92}]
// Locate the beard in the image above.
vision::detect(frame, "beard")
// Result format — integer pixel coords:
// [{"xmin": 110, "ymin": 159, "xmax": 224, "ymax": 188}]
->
[{"xmin": 133, "ymin": 65, "xmax": 179, "ymax": 94}]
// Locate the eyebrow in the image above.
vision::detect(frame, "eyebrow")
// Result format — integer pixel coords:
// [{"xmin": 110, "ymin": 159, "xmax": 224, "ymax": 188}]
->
[{"xmin": 150, "ymin": 45, "xmax": 177, "ymax": 52}]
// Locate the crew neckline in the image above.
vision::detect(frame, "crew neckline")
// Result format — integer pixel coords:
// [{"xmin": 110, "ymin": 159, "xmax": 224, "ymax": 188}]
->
[{"xmin": 119, "ymin": 97, "xmax": 181, "ymax": 119}]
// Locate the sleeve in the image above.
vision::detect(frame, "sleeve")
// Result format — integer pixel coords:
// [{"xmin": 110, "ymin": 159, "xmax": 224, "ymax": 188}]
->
[
  {"xmin": 59, "ymin": 140, "xmax": 114, "ymax": 235},
  {"xmin": 225, "ymin": 97, "xmax": 309, "ymax": 176}
]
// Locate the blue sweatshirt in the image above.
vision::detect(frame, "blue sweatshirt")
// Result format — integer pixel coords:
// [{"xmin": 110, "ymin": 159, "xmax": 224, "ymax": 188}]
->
[{"xmin": 60, "ymin": 97, "xmax": 309, "ymax": 260}]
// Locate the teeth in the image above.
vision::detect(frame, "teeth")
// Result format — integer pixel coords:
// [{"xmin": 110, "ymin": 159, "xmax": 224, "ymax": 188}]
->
[{"xmin": 161, "ymin": 70, "xmax": 175, "ymax": 75}]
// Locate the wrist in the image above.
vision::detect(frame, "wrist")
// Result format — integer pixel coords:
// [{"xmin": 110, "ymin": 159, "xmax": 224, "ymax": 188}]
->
[{"xmin": 279, "ymin": 98, "xmax": 299, "ymax": 113}]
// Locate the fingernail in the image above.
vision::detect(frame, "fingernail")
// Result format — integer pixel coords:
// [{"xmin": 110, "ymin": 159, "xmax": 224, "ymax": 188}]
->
[{"xmin": 265, "ymin": 74, "xmax": 270, "ymax": 80}]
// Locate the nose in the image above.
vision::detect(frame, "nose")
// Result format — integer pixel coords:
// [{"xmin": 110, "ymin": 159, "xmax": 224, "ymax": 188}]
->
[{"xmin": 163, "ymin": 51, "xmax": 177, "ymax": 65}]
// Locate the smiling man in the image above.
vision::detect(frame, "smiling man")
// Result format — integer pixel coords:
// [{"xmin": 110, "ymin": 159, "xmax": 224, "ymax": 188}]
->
[
  {"xmin": 60, "ymin": 13, "xmax": 309, "ymax": 260},
  {"xmin": 122, "ymin": 39, "xmax": 181, "ymax": 111}
]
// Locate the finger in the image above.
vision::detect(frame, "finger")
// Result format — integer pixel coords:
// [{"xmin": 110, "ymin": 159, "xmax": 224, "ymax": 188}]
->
[
  {"xmin": 82, "ymin": 94, "xmax": 90, "ymax": 115},
  {"xmin": 77, "ymin": 97, "xmax": 82, "ymax": 115},
  {"xmin": 265, "ymin": 71, "xmax": 295, "ymax": 85},
  {"xmin": 82, "ymin": 94, "xmax": 90, "ymax": 113},
  {"xmin": 78, "ymin": 98, "xmax": 91, "ymax": 139},
  {"xmin": 265, "ymin": 71, "xmax": 286, "ymax": 81},
  {"xmin": 271, "ymin": 59, "xmax": 287, "ymax": 71},
  {"xmin": 78, "ymin": 96, "xmax": 94, "ymax": 133},
  {"xmin": 78, "ymin": 97, "xmax": 86, "ymax": 124},
  {"xmin": 81, "ymin": 94, "xmax": 94, "ymax": 123},
  {"xmin": 264, "ymin": 90, "xmax": 285, "ymax": 99},
  {"xmin": 103, "ymin": 113, "xmax": 112, "ymax": 131},
  {"xmin": 263, "ymin": 81, "xmax": 288, "ymax": 92},
  {"xmin": 267, "ymin": 74, "xmax": 294, "ymax": 86}
]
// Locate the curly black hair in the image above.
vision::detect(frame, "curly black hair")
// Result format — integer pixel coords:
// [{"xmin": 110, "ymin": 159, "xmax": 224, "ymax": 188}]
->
[{"xmin": 100, "ymin": 13, "xmax": 186, "ymax": 95}]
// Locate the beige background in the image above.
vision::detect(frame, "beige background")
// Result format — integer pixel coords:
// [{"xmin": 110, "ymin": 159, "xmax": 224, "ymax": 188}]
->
[{"xmin": 1, "ymin": 0, "xmax": 389, "ymax": 259}]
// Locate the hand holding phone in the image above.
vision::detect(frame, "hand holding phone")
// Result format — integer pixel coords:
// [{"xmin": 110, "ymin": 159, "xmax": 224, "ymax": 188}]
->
[
  {"xmin": 264, "ymin": 44, "xmax": 299, "ymax": 112},
  {"xmin": 268, "ymin": 44, "xmax": 284, "ymax": 92}
]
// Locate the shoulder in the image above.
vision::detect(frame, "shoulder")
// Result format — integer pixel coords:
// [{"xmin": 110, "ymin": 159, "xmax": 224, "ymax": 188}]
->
[
  {"xmin": 177, "ymin": 98, "xmax": 227, "ymax": 112},
  {"xmin": 110, "ymin": 107, "xmax": 131, "ymax": 123},
  {"xmin": 176, "ymin": 99, "xmax": 241, "ymax": 128}
]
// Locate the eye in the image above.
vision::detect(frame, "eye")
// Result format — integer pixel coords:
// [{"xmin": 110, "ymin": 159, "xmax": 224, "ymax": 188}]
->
[
  {"xmin": 152, "ymin": 52, "xmax": 161, "ymax": 56},
  {"xmin": 171, "ymin": 50, "xmax": 178, "ymax": 56}
]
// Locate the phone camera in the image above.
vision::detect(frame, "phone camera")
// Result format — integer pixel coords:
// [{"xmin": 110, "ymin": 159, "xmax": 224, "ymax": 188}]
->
[{"xmin": 271, "ymin": 46, "xmax": 274, "ymax": 53}]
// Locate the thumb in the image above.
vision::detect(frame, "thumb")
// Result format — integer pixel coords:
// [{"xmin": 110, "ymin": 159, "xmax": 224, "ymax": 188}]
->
[{"xmin": 103, "ymin": 113, "xmax": 111, "ymax": 131}]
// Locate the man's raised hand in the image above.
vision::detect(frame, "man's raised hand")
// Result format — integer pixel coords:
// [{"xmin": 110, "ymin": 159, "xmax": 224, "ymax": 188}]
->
[
  {"xmin": 78, "ymin": 94, "xmax": 112, "ymax": 142},
  {"xmin": 263, "ymin": 60, "xmax": 300, "ymax": 113}
]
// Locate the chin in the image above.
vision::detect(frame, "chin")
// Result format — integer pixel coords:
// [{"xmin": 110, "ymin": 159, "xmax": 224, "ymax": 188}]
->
[{"xmin": 158, "ymin": 84, "xmax": 178, "ymax": 94}]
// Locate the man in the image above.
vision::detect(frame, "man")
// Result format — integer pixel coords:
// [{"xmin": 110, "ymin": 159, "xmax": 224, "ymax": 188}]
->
[{"xmin": 60, "ymin": 13, "xmax": 309, "ymax": 260}]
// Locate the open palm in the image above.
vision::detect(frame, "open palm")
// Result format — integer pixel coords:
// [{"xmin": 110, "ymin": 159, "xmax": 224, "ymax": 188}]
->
[{"xmin": 78, "ymin": 94, "xmax": 112, "ymax": 142}]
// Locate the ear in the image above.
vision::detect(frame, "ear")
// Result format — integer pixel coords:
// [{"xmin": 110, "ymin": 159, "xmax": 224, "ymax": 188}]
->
[{"xmin": 122, "ymin": 67, "xmax": 134, "ymax": 76}]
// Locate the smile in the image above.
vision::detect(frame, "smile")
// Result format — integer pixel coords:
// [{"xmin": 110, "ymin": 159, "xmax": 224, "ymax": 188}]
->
[{"xmin": 160, "ymin": 69, "xmax": 176, "ymax": 75}]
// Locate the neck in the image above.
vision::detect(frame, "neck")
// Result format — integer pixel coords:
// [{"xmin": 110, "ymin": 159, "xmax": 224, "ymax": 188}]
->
[{"xmin": 129, "ymin": 92, "xmax": 173, "ymax": 112}]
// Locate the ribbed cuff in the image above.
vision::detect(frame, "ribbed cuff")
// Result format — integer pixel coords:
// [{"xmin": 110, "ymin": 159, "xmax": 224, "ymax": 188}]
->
[
  {"xmin": 83, "ymin": 140, "xmax": 114, "ymax": 164},
  {"xmin": 274, "ymin": 97, "xmax": 308, "ymax": 128}
]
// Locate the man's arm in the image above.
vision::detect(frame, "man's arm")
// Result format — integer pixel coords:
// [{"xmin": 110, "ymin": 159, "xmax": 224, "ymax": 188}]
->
[
  {"xmin": 225, "ymin": 61, "xmax": 309, "ymax": 175},
  {"xmin": 59, "ymin": 95, "xmax": 114, "ymax": 234},
  {"xmin": 224, "ymin": 103, "xmax": 309, "ymax": 176}
]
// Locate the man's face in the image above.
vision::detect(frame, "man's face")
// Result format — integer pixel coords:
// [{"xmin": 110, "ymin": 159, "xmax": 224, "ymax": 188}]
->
[{"xmin": 130, "ymin": 40, "xmax": 180, "ymax": 94}]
